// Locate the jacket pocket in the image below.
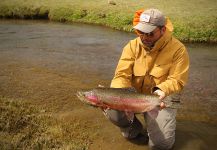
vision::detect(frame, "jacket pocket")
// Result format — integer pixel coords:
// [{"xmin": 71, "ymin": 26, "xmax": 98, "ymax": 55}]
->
[
  {"xmin": 133, "ymin": 61, "xmax": 146, "ymax": 76},
  {"xmin": 150, "ymin": 63, "xmax": 171, "ymax": 78},
  {"xmin": 132, "ymin": 61, "xmax": 146, "ymax": 92}
]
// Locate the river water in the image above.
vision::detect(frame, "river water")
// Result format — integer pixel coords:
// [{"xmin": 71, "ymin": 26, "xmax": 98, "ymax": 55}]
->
[{"xmin": 0, "ymin": 20, "xmax": 216, "ymax": 150}]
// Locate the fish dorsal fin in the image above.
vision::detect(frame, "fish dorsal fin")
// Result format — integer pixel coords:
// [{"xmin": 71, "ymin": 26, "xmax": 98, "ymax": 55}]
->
[{"xmin": 124, "ymin": 87, "xmax": 137, "ymax": 93}]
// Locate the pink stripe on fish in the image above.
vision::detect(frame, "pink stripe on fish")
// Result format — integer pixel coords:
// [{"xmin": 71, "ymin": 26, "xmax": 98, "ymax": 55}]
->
[
  {"xmin": 110, "ymin": 97, "xmax": 147, "ymax": 103},
  {"xmin": 86, "ymin": 95, "xmax": 98, "ymax": 103}
]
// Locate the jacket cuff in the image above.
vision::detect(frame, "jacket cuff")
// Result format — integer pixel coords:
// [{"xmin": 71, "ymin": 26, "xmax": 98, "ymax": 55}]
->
[
  {"xmin": 151, "ymin": 87, "xmax": 160, "ymax": 93},
  {"xmin": 156, "ymin": 84, "xmax": 169, "ymax": 96}
]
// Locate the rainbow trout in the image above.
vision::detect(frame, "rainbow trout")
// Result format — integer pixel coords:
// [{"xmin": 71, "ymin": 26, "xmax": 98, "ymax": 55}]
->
[{"xmin": 77, "ymin": 87, "xmax": 180, "ymax": 113}]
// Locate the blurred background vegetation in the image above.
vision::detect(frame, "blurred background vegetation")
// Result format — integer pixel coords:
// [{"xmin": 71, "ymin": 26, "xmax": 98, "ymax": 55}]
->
[{"xmin": 0, "ymin": 0, "xmax": 216, "ymax": 42}]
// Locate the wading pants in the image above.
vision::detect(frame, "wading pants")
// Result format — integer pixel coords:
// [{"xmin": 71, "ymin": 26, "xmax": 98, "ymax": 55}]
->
[{"xmin": 105, "ymin": 108, "xmax": 177, "ymax": 150}]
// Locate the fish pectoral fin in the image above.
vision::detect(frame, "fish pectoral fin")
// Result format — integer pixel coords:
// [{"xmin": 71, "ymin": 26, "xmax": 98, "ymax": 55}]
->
[{"xmin": 101, "ymin": 107, "xmax": 111, "ymax": 119}]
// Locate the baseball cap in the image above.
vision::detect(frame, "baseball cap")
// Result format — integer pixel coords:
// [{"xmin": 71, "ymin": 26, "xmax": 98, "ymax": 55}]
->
[{"xmin": 133, "ymin": 8, "xmax": 166, "ymax": 33}]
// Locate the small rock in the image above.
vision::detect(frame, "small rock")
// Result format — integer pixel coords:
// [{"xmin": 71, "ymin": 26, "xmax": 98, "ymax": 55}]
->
[
  {"xmin": 108, "ymin": 0, "xmax": 116, "ymax": 5},
  {"xmin": 40, "ymin": 109, "xmax": 46, "ymax": 113}
]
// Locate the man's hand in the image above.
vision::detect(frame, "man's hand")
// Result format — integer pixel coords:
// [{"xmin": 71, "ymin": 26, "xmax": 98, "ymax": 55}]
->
[
  {"xmin": 154, "ymin": 89, "xmax": 166, "ymax": 100},
  {"xmin": 154, "ymin": 89, "xmax": 166, "ymax": 109}
]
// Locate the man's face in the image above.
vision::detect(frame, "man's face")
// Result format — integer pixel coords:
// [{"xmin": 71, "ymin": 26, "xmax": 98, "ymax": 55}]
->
[{"xmin": 136, "ymin": 27, "xmax": 165, "ymax": 47}]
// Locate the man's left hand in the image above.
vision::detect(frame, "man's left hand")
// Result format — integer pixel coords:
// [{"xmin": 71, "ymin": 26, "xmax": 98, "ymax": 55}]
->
[{"xmin": 154, "ymin": 89, "xmax": 166, "ymax": 109}]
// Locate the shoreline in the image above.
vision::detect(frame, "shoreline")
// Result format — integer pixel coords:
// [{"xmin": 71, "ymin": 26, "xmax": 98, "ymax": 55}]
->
[{"xmin": 0, "ymin": 0, "xmax": 216, "ymax": 43}]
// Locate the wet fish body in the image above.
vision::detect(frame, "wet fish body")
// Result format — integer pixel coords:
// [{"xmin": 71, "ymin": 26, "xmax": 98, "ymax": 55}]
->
[{"xmin": 76, "ymin": 88, "xmax": 180, "ymax": 113}]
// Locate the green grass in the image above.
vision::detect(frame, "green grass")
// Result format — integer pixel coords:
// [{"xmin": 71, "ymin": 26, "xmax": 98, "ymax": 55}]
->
[
  {"xmin": 0, "ymin": 0, "xmax": 216, "ymax": 42},
  {"xmin": 0, "ymin": 96, "xmax": 94, "ymax": 150}
]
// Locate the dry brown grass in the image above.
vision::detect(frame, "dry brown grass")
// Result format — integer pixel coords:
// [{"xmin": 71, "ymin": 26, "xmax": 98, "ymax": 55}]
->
[{"xmin": 0, "ymin": 96, "xmax": 97, "ymax": 149}]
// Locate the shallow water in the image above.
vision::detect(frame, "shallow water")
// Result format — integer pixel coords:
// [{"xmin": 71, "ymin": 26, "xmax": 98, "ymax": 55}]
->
[{"xmin": 0, "ymin": 20, "xmax": 216, "ymax": 149}]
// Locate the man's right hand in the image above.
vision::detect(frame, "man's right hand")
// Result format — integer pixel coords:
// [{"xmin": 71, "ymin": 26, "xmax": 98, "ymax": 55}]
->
[{"xmin": 154, "ymin": 89, "xmax": 166, "ymax": 109}]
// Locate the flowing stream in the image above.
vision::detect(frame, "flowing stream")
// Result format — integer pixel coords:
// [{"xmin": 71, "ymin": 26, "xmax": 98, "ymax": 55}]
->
[{"xmin": 0, "ymin": 20, "xmax": 216, "ymax": 150}]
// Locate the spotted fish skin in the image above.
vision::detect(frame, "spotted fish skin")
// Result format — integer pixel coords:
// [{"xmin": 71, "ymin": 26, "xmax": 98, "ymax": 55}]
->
[{"xmin": 76, "ymin": 87, "xmax": 180, "ymax": 113}]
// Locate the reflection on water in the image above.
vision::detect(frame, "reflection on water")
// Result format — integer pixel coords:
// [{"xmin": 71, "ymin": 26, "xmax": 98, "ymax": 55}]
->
[{"xmin": 0, "ymin": 20, "xmax": 216, "ymax": 149}]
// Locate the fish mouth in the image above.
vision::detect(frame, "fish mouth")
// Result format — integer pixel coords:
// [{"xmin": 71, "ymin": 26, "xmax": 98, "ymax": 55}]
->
[
  {"xmin": 76, "ymin": 91, "xmax": 84, "ymax": 98},
  {"xmin": 76, "ymin": 91, "xmax": 93, "ymax": 105}
]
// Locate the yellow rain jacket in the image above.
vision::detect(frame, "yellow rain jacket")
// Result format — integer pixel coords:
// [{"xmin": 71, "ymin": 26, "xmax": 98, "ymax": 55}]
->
[{"xmin": 110, "ymin": 29, "xmax": 189, "ymax": 96}]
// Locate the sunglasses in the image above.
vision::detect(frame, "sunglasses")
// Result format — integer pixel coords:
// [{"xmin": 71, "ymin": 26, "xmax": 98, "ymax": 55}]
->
[{"xmin": 136, "ymin": 28, "xmax": 161, "ymax": 37}]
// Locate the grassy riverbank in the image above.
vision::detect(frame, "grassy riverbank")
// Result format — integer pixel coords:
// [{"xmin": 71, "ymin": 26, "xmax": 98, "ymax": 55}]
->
[
  {"xmin": 0, "ymin": 96, "xmax": 96, "ymax": 149},
  {"xmin": 0, "ymin": 0, "xmax": 216, "ymax": 42}
]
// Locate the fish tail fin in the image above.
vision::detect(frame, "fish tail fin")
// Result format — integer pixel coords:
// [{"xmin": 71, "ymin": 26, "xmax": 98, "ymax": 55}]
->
[
  {"xmin": 167, "ymin": 100, "xmax": 181, "ymax": 109},
  {"xmin": 163, "ymin": 95, "xmax": 182, "ymax": 109}
]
